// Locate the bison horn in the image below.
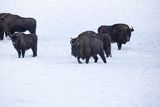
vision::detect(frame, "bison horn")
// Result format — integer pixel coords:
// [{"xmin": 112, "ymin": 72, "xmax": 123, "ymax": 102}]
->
[
  {"xmin": 70, "ymin": 38, "xmax": 74, "ymax": 44},
  {"xmin": 131, "ymin": 26, "xmax": 134, "ymax": 31}
]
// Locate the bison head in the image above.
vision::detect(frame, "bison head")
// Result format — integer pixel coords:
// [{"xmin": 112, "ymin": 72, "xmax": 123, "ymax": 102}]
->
[
  {"xmin": 125, "ymin": 26, "xmax": 134, "ymax": 42},
  {"xmin": 11, "ymin": 33, "xmax": 19, "ymax": 45},
  {"xmin": 71, "ymin": 42, "xmax": 80, "ymax": 57}
]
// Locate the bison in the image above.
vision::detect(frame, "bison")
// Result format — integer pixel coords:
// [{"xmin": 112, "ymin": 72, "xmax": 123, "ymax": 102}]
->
[
  {"xmin": 0, "ymin": 13, "xmax": 36, "ymax": 37},
  {"xmin": 71, "ymin": 31, "xmax": 112, "ymax": 57},
  {"xmin": 11, "ymin": 32, "xmax": 38, "ymax": 58},
  {"xmin": 98, "ymin": 23, "xmax": 134, "ymax": 50},
  {"xmin": 71, "ymin": 32, "xmax": 107, "ymax": 64}
]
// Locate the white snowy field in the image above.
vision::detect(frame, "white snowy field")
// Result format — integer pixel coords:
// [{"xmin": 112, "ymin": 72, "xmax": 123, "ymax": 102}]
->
[{"xmin": 0, "ymin": 0, "xmax": 160, "ymax": 107}]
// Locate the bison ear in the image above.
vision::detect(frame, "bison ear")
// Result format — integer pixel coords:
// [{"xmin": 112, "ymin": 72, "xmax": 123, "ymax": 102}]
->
[
  {"xmin": 70, "ymin": 37, "xmax": 77, "ymax": 44},
  {"xmin": 70, "ymin": 38, "xmax": 73, "ymax": 44}
]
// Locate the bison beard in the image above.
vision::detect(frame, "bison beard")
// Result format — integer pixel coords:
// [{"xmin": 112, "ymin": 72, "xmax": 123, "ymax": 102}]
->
[{"xmin": 11, "ymin": 33, "xmax": 38, "ymax": 58}]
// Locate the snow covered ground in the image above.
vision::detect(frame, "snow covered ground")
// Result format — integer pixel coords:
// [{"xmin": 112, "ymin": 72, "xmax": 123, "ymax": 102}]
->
[{"xmin": 0, "ymin": 0, "xmax": 160, "ymax": 107}]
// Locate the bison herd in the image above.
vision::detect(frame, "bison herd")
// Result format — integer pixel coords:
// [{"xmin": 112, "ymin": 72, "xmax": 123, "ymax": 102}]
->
[
  {"xmin": 0, "ymin": 13, "xmax": 134, "ymax": 64},
  {"xmin": 71, "ymin": 24, "xmax": 134, "ymax": 64},
  {"xmin": 0, "ymin": 13, "xmax": 38, "ymax": 58}
]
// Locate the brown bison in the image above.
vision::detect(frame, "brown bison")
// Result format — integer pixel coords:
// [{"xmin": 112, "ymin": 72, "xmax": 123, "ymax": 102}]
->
[
  {"xmin": 11, "ymin": 32, "xmax": 38, "ymax": 58},
  {"xmin": 71, "ymin": 31, "xmax": 112, "ymax": 57},
  {"xmin": 71, "ymin": 31, "xmax": 107, "ymax": 64},
  {"xmin": 98, "ymin": 23, "xmax": 134, "ymax": 50},
  {"xmin": 0, "ymin": 13, "xmax": 36, "ymax": 37}
]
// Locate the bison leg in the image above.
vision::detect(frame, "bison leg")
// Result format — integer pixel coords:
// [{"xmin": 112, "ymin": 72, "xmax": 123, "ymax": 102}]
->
[
  {"xmin": 99, "ymin": 51, "xmax": 107, "ymax": 63},
  {"xmin": 0, "ymin": 35, "xmax": 3, "ymax": 40},
  {"xmin": 5, "ymin": 32, "xmax": 8, "ymax": 37},
  {"xmin": 0, "ymin": 31, "xmax": 4, "ymax": 40},
  {"xmin": 32, "ymin": 47, "xmax": 37, "ymax": 57},
  {"xmin": 22, "ymin": 50, "xmax": 25, "ymax": 58},
  {"xmin": 17, "ymin": 50, "xmax": 21, "ymax": 58},
  {"xmin": 93, "ymin": 56, "xmax": 98, "ymax": 63},
  {"xmin": 77, "ymin": 57, "xmax": 82, "ymax": 64},
  {"xmin": 105, "ymin": 47, "xmax": 112, "ymax": 57},
  {"xmin": 117, "ymin": 42, "xmax": 122, "ymax": 50},
  {"xmin": 86, "ymin": 56, "xmax": 90, "ymax": 64},
  {"xmin": 104, "ymin": 49, "xmax": 110, "ymax": 57}
]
